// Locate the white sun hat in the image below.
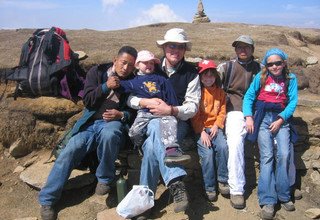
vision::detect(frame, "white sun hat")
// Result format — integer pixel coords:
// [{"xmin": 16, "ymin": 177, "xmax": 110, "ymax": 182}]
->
[{"xmin": 156, "ymin": 28, "xmax": 192, "ymax": 51}]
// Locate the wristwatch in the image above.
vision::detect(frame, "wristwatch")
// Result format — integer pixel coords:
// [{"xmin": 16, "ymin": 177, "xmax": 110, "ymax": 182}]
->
[{"xmin": 120, "ymin": 112, "xmax": 126, "ymax": 122}]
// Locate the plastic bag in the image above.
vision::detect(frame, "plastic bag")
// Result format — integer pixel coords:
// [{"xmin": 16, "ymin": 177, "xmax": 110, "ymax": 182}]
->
[{"xmin": 116, "ymin": 185, "xmax": 154, "ymax": 218}]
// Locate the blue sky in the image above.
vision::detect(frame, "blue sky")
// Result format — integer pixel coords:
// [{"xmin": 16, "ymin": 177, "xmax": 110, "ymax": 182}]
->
[{"xmin": 0, "ymin": 0, "xmax": 319, "ymax": 30}]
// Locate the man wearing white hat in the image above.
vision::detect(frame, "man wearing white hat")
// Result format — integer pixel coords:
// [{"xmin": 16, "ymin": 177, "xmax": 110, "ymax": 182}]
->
[{"xmin": 129, "ymin": 28, "xmax": 201, "ymax": 219}]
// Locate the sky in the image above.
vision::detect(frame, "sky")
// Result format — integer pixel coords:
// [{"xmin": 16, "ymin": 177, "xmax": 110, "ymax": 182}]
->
[{"xmin": 0, "ymin": 0, "xmax": 319, "ymax": 31}]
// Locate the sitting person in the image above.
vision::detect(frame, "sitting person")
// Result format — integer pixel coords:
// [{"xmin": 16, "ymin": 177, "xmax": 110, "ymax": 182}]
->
[
  {"xmin": 119, "ymin": 50, "xmax": 191, "ymax": 165},
  {"xmin": 38, "ymin": 46, "xmax": 138, "ymax": 220},
  {"xmin": 191, "ymin": 59, "xmax": 229, "ymax": 202}
]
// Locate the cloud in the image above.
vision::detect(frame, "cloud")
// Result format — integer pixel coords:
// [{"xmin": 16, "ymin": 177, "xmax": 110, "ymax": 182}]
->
[
  {"xmin": 101, "ymin": 0, "xmax": 124, "ymax": 8},
  {"xmin": 0, "ymin": 0, "xmax": 58, "ymax": 9},
  {"xmin": 129, "ymin": 4, "xmax": 186, "ymax": 27}
]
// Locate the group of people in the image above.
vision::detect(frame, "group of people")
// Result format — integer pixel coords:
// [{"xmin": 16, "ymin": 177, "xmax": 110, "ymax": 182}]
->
[{"xmin": 38, "ymin": 27, "xmax": 298, "ymax": 220}]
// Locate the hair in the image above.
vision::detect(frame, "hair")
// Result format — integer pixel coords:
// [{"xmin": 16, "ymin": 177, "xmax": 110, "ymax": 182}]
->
[
  {"xmin": 117, "ymin": 46, "xmax": 138, "ymax": 59},
  {"xmin": 201, "ymin": 68, "xmax": 222, "ymax": 88},
  {"xmin": 260, "ymin": 61, "xmax": 290, "ymax": 88}
]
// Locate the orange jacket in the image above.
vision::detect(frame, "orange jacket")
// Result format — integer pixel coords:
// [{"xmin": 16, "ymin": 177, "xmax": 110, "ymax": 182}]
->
[{"xmin": 191, "ymin": 85, "xmax": 226, "ymax": 134}]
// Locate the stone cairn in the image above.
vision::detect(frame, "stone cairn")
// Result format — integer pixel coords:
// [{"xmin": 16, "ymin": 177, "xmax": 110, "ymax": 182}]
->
[{"xmin": 192, "ymin": 0, "xmax": 210, "ymax": 23}]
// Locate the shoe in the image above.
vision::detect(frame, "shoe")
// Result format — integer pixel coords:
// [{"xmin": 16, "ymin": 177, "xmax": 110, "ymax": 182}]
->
[
  {"xmin": 230, "ymin": 194, "xmax": 245, "ymax": 209},
  {"xmin": 281, "ymin": 201, "xmax": 295, "ymax": 211},
  {"xmin": 169, "ymin": 180, "xmax": 189, "ymax": 213},
  {"xmin": 133, "ymin": 208, "xmax": 151, "ymax": 220},
  {"xmin": 95, "ymin": 182, "xmax": 111, "ymax": 195},
  {"xmin": 293, "ymin": 188, "xmax": 303, "ymax": 200},
  {"xmin": 218, "ymin": 182, "xmax": 230, "ymax": 196},
  {"xmin": 40, "ymin": 205, "xmax": 57, "ymax": 220},
  {"xmin": 260, "ymin": 204, "xmax": 274, "ymax": 220},
  {"xmin": 164, "ymin": 147, "xmax": 191, "ymax": 166},
  {"xmin": 206, "ymin": 191, "xmax": 217, "ymax": 202}
]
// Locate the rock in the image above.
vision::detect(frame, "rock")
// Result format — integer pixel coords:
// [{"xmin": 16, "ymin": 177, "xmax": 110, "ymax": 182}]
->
[
  {"xmin": 312, "ymin": 161, "xmax": 320, "ymax": 169},
  {"xmin": 310, "ymin": 170, "xmax": 320, "ymax": 185},
  {"xmin": 13, "ymin": 217, "xmax": 37, "ymax": 220},
  {"xmin": 306, "ymin": 56, "xmax": 318, "ymax": 66},
  {"xmin": 305, "ymin": 208, "xmax": 320, "ymax": 219},
  {"xmin": 23, "ymin": 156, "xmax": 39, "ymax": 168},
  {"xmin": 97, "ymin": 207, "xmax": 127, "ymax": 220},
  {"xmin": 9, "ymin": 138, "xmax": 30, "ymax": 158},
  {"xmin": 19, "ymin": 151, "xmax": 95, "ymax": 190},
  {"xmin": 13, "ymin": 165, "xmax": 25, "ymax": 173}
]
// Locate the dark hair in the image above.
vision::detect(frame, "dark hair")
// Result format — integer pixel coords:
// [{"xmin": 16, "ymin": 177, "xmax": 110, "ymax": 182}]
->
[
  {"xmin": 200, "ymin": 69, "xmax": 222, "ymax": 88},
  {"xmin": 118, "ymin": 46, "xmax": 138, "ymax": 59}
]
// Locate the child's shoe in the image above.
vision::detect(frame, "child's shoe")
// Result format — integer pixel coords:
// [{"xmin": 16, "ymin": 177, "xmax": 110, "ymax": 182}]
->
[{"xmin": 164, "ymin": 147, "xmax": 191, "ymax": 166}]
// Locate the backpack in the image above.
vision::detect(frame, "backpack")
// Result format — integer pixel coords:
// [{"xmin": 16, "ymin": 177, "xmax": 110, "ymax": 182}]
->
[{"xmin": 5, "ymin": 27, "xmax": 85, "ymax": 101}]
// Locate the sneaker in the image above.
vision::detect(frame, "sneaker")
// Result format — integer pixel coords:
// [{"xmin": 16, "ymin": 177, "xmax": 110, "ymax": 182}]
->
[
  {"xmin": 169, "ymin": 180, "xmax": 189, "ymax": 213},
  {"xmin": 281, "ymin": 201, "xmax": 295, "ymax": 211},
  {"xmin": 164, "ymin": 147, "xmax": 191, "ymax": 166},
  {"xmin": 95, "ymin": 182, "xmax": 111, "ymax": 195},
  {"xmin": 260, "ymin": 204, "xmax": 274, "ymax": 220},
  {"xmin": 206, "ymin": 191, "xmax": 217, "ymax": 202},
  {"xmin": 293, "ymin": 188, "xmax": 303, "ymax": 200},
  {"xmin": 218, "ymin": 182, "xmax": 230, "ymax": 196},
  {"xmin": 230, "ymin": 194, "xmax": 245, "ymax": 209},
  {"xmin": 40, "ymin": 205, "xmax": 57, "ymax": 220}
]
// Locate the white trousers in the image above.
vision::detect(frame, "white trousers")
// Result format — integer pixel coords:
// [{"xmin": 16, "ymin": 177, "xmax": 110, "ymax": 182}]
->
[{"xmin": 225, "ymin": 111, "xmax": 247, "ymax": 195}]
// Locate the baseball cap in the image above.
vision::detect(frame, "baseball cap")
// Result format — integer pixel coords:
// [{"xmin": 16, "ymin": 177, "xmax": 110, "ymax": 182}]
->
[
  {"xmin": 232, "ymin": 35, "xmax": 254, "ymax": 47},
  {"xmin": 135, "ymin": 50, "xmax": 160, "ymax": 64},
  {"xmin": 198, "ymin": 59, "xmax": 217, "ymax": 74},
  {"xmin": 156, "ymin": 28, "xmax": 192, "ymax": 51}
]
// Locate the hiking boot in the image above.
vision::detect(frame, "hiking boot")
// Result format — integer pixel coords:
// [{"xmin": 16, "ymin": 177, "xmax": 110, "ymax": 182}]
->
[
  {"xmin": 40, "ymin": 205, "xmax": 57, "ymax": 220},
  {"xmin": 281, "ymin": 201, "xmax": 295, "ymax": 211},
  {"xmin": 230, "ymin": 194, "xmax": 245, "ymax": 209},
  {"xmin": 260, "ymin": 204, "xmax": 274, "ymax": 220},
  {"xmin": 164, "ymin": 147, "xmax": 191, "ymax": 166},
  {"xmin": 218, "ymin": 182, "xmax": 230, "ymax": 196},
  {"xmin": 95, "ymin": 182, "xmax": 111, "ymax": 195},
  {"xmin": 169, "ymin": 180, "xmax": 189, "ymax": 213},
  {"xmin": 133, "ymin": 208, "xmax": 152, "ymax": 220},
  {"xmin": 293, "ymin": 188, "xmax": 303, "ymax": 200},
  {"xmin": 206, "ymin": 191, "xmax": 217, "ymax": 202}
]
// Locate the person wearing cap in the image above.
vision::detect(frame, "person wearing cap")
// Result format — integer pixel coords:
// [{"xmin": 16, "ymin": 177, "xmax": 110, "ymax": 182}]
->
[
  {"xmin": 191, "ymin": 59, "xmax": 229, "ymax": 202},
  {"xmin": 119, "ymin": 50, "xmax": 191, "ymax": 165},
  {"xmin": 128, "ymin": 28, "xmax": 201, "ymax": 217},
  {"xmin": 217, "ymin": 35, "xmax": 262, "ymax": 209},
  {"xmin": 39, "ymin": 46, "xmax": 138, "ymax": 220},
  {"xmin": 243, "ymin": 48, "xmax": 298, "ymax": 219}
]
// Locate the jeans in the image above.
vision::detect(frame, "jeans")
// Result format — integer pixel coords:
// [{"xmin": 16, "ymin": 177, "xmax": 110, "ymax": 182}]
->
[
  {"xmin": 257, "ymin": 112, "xmax": 291, "ymax": 205},
  {"xmin": 225, "ymin": 111, "xmax": 247, "ymax": 195},
  {"xmin": 196, "ymin": 128, "xmax": 229, "ymax": 192},
  {"xmin": 139, "ymin": 118, "xmax": 189, "ymax": 193},
  {"xmin": 39, "ymin": 119, "xmax": 125, "ymax": 206}
]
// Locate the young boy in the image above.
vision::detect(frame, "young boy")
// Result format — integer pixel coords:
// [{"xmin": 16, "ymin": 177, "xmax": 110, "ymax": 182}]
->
[
  {"xmin": 191, "ymin": 59, "xmax": 229, "ymax": 201},
  {"xmin": 119, "ymin": 50, "xmax": 191, "ymax": 165}
]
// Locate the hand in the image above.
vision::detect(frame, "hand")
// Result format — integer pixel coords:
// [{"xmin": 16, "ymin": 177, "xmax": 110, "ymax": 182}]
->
[
  {"xmin": 209, "ymin": 125, "xmax": 218, "ymax": 139},
  {"xmin": 106, "ymin": 76, "xmax": 120, "ymax": 89},
  {"xmin": 246, "ymin": 116, "xmax": 254, "ymax": 134},
  {"xmin": 201, "ymin": 130, "xmax": 212, "ymax": 148},
  {"xmin": 102, "ymin": 109, "xmax": 122, "ymax": 121},
  {"xmin": 147, "ymin": 99, "xmax": 171, "ymax": 116},
  {"xmin": 140, "ymin": 98, "xmax": 162, "ymax": 108},
  {"xmin": 269, "ymin": 118, "xmax": 284, "ymax": 133}
]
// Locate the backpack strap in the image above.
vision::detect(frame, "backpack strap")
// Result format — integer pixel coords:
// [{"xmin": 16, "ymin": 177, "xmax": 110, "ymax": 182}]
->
[{"xmin": 223, "ymin": 61, "xmax": 234, "ymax": 92}]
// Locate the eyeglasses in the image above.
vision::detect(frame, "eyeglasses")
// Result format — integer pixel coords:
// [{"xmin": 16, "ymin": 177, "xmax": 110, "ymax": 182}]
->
[
  {"xmin": 166, "ymin": 43, "xmax": 186, "ymax": 50},
  {"xmin": 235, "ymin": 45, "xmax": 251, "ymax": 50},
  {"xmin": 266, "ymin": 61, "xmax": 283, "ymax": 68}
]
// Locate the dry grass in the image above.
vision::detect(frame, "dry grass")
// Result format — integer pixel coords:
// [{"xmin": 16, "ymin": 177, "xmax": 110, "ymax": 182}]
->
[{"xmin": 0, "ymin": 22, "xmax": 319, "ymax": 69}]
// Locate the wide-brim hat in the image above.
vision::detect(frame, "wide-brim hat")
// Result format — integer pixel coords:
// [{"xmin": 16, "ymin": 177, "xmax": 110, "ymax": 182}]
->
[
  {"xmin": 198, "ymin": 59, "xmax": 217, "ymax": 74},
  {"xmin": 156, "ymin": 28, "xmax": 192, "ymax": 51},
  {"xmin": 232, "ymin": 35, "xmax": 254, "ymax": 47},
  {"xmin": 135, "ymin": 50, "xmax": 160, "ymax": 65}
]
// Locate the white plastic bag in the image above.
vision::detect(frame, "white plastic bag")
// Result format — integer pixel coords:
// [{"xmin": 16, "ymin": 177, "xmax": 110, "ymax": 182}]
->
[{"xmin": 116, "ymin": 185, "xmax": 154, "ymax": 218}]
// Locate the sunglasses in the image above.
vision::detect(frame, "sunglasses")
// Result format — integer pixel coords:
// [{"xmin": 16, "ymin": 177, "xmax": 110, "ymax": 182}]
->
[
  {"xmin": 266, "ymin": 61, "xmax": 283, "ymax": 68},
  {"xmin": 166, "ymin": 43, "xmax": 186, "ymax": 50}
]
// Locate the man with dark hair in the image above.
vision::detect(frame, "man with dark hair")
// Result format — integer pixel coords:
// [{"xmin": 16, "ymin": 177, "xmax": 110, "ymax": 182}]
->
[{"xmin": 39, "ymin": 46, "xmax": 138, "ymax": 220}]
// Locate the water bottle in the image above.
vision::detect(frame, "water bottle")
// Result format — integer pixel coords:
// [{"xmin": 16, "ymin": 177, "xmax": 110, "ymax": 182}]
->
[{"xmin": 116, "ymin": 171, "xmax": 127, "ymax": 204}]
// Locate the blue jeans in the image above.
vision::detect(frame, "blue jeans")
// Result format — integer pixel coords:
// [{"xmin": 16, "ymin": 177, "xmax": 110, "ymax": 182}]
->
[
  {"xmin": 39, "ymin": 120, "xmax": 125, "ymax": 206},
  {"xmin": 139, "ymin": 118, "xmax": 189, "ymax": 193},
  {"xmin": 257, "ymin": 112, "xmax": 291, "ymax": 205},
  {"xmin": 196, "ymin": 128, "xmax": 228, "ymax": 192}
]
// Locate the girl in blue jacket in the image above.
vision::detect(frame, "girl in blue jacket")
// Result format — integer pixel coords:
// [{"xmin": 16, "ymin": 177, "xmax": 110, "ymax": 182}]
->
[{"xmin": 243, "ymin": 48, "xmax": 298, "ymax": 220}]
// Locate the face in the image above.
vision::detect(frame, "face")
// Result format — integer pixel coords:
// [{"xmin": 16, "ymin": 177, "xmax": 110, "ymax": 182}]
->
[
  {"xmin": 266, "ymin": 55, "xmax": 286, "ymax": 76},
  {"xmin": 235, "ymin": 42, "xmax": 254, "ymax": 61},
  {"xmin": 164, "ymin": 43, "xmax": 186, "ymax": 67},
  {"xmin": 113, "ymin": 53, "xmax": 136, "ymax": 79},
  {"xmin": 201, "ymin": 70, "xmax": 216, "ymax": 87},
  {"xmin": 136, "ymin": 60, "xmax": 155, "ymax": 74}
]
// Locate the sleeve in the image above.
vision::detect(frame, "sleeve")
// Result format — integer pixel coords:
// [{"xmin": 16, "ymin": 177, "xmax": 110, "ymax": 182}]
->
[
  {"xmin": 214, "ymin": 89, "xmax": 227, "ymax": 129},
  {"xmin": 217, "ymin": 62, "xmax": 227, "ymax": 84},
  {"xmin": 176, "ymin": 75, "xmax": 201, "ymax": 121},
  {"xmin": 119, "ymin": 79, "xmax": 135, "ymax": 93},
  {"xmin": 278, "ymin": 73, "xmax": 298, "ymax": 121},
  {"xmin": 83, "ymin": 66, "xmax": 111, "ymax": 109},
  {"xmin": 126, "ymin": 95, "xmax": 142, "ymax": 110},
  {"xmin": 162, "ymin": 80, "xmax": 179, "ymax": 106},
  {"xmin": 242, "ymin": 72, "xmax": 262, "ymax": 117}
]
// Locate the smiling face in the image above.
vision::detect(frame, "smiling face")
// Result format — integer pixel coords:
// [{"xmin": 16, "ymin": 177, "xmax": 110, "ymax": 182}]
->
[
  {"xmin": 113, "ymin": 52, "xmax": 136, "ymax": 79},
  {"xmin": 200, "ymin": 70, "xmax": 216, "ymax": 87},
  {"xmin": 163, "ymin": 43, "xmax": 186, "ymax": 67},
  {"xmin": 136, "ymin": 60, "xmax": 155, "ymax": 74},
  {"xmin": 266, "ymin": 55, "xmax": 286, "ymax": 77},
  {"xmin": 235, "ymin": 42, "xmax": 254, "ymax": 62}
]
